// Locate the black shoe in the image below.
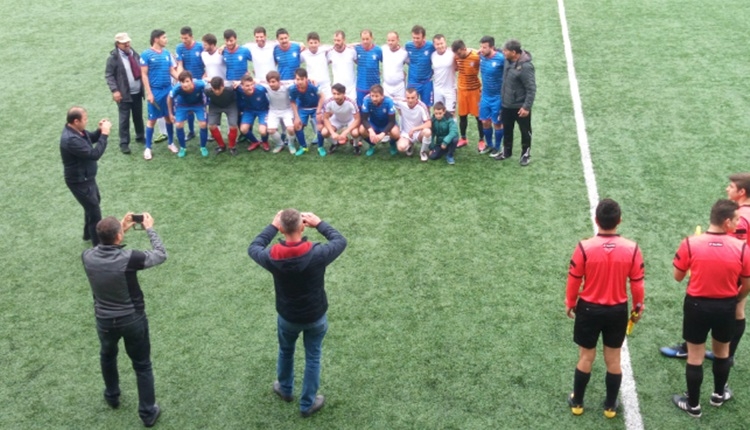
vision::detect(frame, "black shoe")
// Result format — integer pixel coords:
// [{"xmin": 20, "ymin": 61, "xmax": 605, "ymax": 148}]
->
[
  {"xmin": 353, "ymin": 145, "xmax": 361, "ymax": 156},
  {"xmin": 215, "ymin": 146, "xmax": 226, "ymax": 154},
  {"xmin": 186, "ymin": 131, "xmax": 196, "ymax": 141},
  {"xmin": 273, "ymin": 381, "xmax": 293, "ymax": 402},
  {"xmin": 710, "ymin": 385, "xmax": 733, "ymax": 407},
  {"xmin": 135, "ymin": 137, "xmax": 145, "ymax": 144},
  {"xmin": 567, "ymin": 392, "xmax": 583, "ymax": 416},
  {"xmin": 492, "ymin": 151, "xmax": 508, "ymax": 160},
  {"xmin": 301, "ymin": 395, "xmax": 325, "ymax": 418},
  {"xmin": 329, "ymin": 143, "xmax": 338, "ymax": 153},
  {"xmin": 143, "ymin": 404, "xmax": 161, "ymax": 427},
  {"xmin": 230, "ymin": 147, "xmax": 238, "ymax": 156},
  {"xmin": 520, "ymin": 148, "xmax": 531, "ymax": 166},
  {"xmin": 672, "ymin": 394, "xmax": 701, "ymax": 418},
  {"xmin": 120, "ymin": 144, "xmax": 131, "ymax": 154},
  {"xmin": 103, "ymin": 390, "xmax": 119, "ymax": 409}
]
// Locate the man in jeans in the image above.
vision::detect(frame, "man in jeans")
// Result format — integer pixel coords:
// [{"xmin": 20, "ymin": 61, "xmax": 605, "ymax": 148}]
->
[
  {"xmin": 248, "ymin": 209, "xmax": 347, "ymax": 417},
  {"xmin": 82, "ymin": 213, "xmax": 167, "ymax": 427}
]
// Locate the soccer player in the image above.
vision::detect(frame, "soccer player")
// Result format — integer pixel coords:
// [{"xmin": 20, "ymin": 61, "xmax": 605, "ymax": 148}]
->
[
  {"xmin": 428, "ymin": 101, "xmax": 459, "ymax": 165},
  {"xmin": 478, "ymin": 36, "xmax": 505, "ymax": 157},
  {"xmin": 431, "ymin": 34, "xmax": 456, "ymax": 114},
  {"xmin": 237, "ymin": 75, "xmax": 270, "ymax": 152},
  {"xmin": 223, "ymin": 29, "xmax": 252, "ymax": 81},
  {"xmin": 566, "ymin": 198, "xmax": 645, "ymax": 419},
  {"xmin": 393, "ymin": 88, "xmax": 431, "ymax": 160},
  {"xmin": 175, "ymin": 26, "xmax": 204, "ymax": 141},
  {"xmin": 327, "ymin": 31, "xmax": 357, "ymax": 102},
  {"xmin": 452, "ymin": 39, "xmax": 484, "ymax": 150},
  {"xmin": 140, "ymin": 29, "xmax": 179, "ymax": 160},
  {"xmin": 167, "ymin": 71, "xmax": 208, "ymax": 157},
  {"xmin": 201, "ymin": 33, "xmax": 226, "ymax": 80},
  {"xmin": 289, "ymin": 68, "xmax": 326, "ymax": 157},
  {"xmin": 300, "ymin": 32, "xmax": 332, "ymax": 98},
  {"xmin": 354, "ymin": 30, "xmax": 383, "ymax": 107},
  {"xmin": 359, "ymin": 84, "xmax": 400, "ymax": 157},
  {"xmin": 273, "ymin": 28, "xmax": 303, "ymax": 81},
  {"xmin": 243, "ymin": 27, "xmax": 277, "ymax": 81},
  {"xmin": 381, "ymin": 31, "xmax": 408, "ymax": 99},
  {"xmin": 204, "ymin": 76, "xmax": 239, "ymax": 155},
  {"xmin": 263, "ymin": 71, "xmax": 297, "ymax": 154},
  {"xmin": 404, "ymin": 25, "xmax": 435, "ymax": 106},
  {"xmin": 671, "ymin": 199, "xmax": 750, "ymax": 417},
  {"xmin": 321, "ymin": 83, "xmax": 360, "ymax": 154}
]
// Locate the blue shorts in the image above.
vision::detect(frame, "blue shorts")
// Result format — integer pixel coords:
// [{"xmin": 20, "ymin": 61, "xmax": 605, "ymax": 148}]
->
[
  {"xmin": 356, "ymin": 89, "xmax": 369, "ymax": 109},
  {"xmin": 479, "ymin": 95, "xmax": 502, "ymax": 124},
  {"xmin": 369, "ymin": 122, "xmax": 388, "ymax": 134},
  {"xmin": 409, "ymin": 81, "xmax": 434, "ymax": 107},
  {"xmin": 175, "ymin": 106, "xmax": 206, "ymax": 123},
  {"xmin": 241, "ymin": 110, "xmax": 268, "ymax": 126},
  {"xmin": 299, "ymin": 108, "xmax": 317, "ymax": 126},
  {"xmin": 147, "ymin": 88, "xmax": 170, "ymax": 120}
]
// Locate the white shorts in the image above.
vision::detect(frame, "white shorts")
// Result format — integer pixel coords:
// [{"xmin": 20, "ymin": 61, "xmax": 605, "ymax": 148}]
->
[
  {"xmin": 267, "ymin": 109, "xmax": 294, "ymax": 130},
  {"xmin": 433, "ymin": 86, "xmax": 457, "ymax": 112},
  {"xmin": 383, "ymin": 81, "xmax": 405, "ymax": 99},
  {"xmin": 400, "ymin": 130, "xmax": 422, "ymax": 142},
  {"xmin": 330, "ymin": 117, "xmax": 357, "ymax": 130}
]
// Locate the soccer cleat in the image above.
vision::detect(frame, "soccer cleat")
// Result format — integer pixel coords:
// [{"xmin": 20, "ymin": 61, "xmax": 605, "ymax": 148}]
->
[
  {"xmin": 295, "ymin": 147, "xmax": 308, "ymax": 156},
  {"xmin": 567, "ymin": 393, "xmax": 583, "ymax": 416},
  {"xmin": 489, "ymin": 150, "xmax": 501, "ymax": 158},
  {"xmin": 215, "ymin": 145, "xmax": 226, "ymax": 154},
  {"xmin": 153, "ymin": 133, "xmax": 167, "ymax": 143},
  {"xmin": 603, "ymin": 399, "xmax": 619, "ymax": 419},
  {"xmin": 329, "ymin": 143, "xmax": 338, "ymax": 154},
  {"xmin": 247, "ymin": 142, "xmax": 261, "ymax": 152},
  {"xmin": 446, "ymin": 155, "xmax": 455, "ymax": 165},
  {"xmin": 261, "ymin": 142, "xmax": 270, "ymax": 152},
  {"xmin": 143, "ymin": 148, "xmax": 153, "ymax": 160},
  {"xmin": 200, "ymin": 147, "xmax": 209, "ymax": 157},
  {"xmin": 479, "ymin": 147, "xmax": 492, "ymax": 155},
  {"xmin": 272, "ymin": 144, "xmax": 285, "ymax": 154},
  {"xmin": 493, "ymin": 151, "xmax": 508, "ymax": 161},
  {"xmin": 186, "ymin": 131, "xmax": 196, "ymax": 141},
  {"xmin": 168, "ymin": 143, "xmax": 179, "ymax": 154},
  {"xmin": 353, "ymin": 145, "xmax": 361, "ymax": 156},
  {"xmin": 405, "ymin": 143, "xmax": 414, "ymax": 157},
  {"xmin": 672, "ymin": 394, "xmax": 701, "ymax": 418},
  {"xmin": 420, "ymin": 151, "xmax": 428, "ymax": 162},
  {"xmin": 288, "ymin": 143, "xmax": 297, "ymax": 154},
  {"xmin": 365, "ymin": 146, "xmax": 376, "ymax": 157},
  {"xmin": 317, "ymin": 146, "xmax": 327, "ymax": 157},
  {"xmin": 477, "ymin": 140, "xmax": 486, "ymax": 153},
  {"xmin": 660, "ymin": 343, "xmax": 687, "ymax": 358},
  {"xmin": 390, "ymin": 146, "xmax": 398, "ymax": 156},
  {"xmin": 457, "ymin": 138, "xmax": 468, "ymax": 148},
  {"xmin": 520, "ymin": 149, "xmax": 531, "ymax": 166},
  {"xmin": 230, "ymin": 147, "xmax": 238, "ymax": 156},
  {"xmin": 710, "ymin": 385, "xmax": 733, "ymax": 407},
  {"xmin": 178, "ymin": 148, "xmax": 187, "ymax": 158}
]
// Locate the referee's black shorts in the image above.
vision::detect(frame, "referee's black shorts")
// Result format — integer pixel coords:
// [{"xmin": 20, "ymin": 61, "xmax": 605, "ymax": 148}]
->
[
  {"xmin": 574, "ymin": 300, "xmax": 628, "ymax": 349},
  {"xmin": 683, "ymin": 295, "xmax": 737, "ymax": 344}
]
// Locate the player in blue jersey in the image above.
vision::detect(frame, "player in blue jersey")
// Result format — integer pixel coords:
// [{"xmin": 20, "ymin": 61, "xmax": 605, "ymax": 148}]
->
[
  {"xmin": 355, "ymin": 30, "xmax": 383, "ymax": 108},
  {"xmin": 237, "ymin": 75, "xmax": 271, "ymax": 152},
  {"xmin": 404, "ymin": 25, "xmax": 436, "ymax": 107},
  {"xmin": 223, "ymin": 29, "xmax": 253, "ymax": 81},
  {"xmin": 358, "ymin": 84, "xmax": 400, "ymax": 157},
  {"xmin": 175, "ymin": 26, "xmax": 205, "ymax": 142},
  {"xmin": 478, "ymin": 35, "xmax": 505, "ymax": 157},
  {"xmin": 140, "ymin": 29, "xmax": 179, "ymax": 160},
  {"xmin": 289, "ymin": 68, "xmax": 326, "ymax": 157},
  {"xmin": 273, "ymin": 28, "xmax": 303, "ymax": 80},
  {"xmin": 167, "ymin": 71, "xmax": 208, "ymax": 157}
]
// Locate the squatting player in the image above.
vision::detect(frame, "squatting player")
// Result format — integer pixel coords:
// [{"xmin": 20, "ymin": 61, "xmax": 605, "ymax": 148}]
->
[
  {"xmin": 167, "ymin": 71, "xmax": 208, "ymax": 157},
  {"xmin": 237, "ymin": 75, "xmax": 270, "ymax": 153},
  {"xmin": 359, "ymin": 84, "xmax": 400, "ymax": 157},
  {"xmin": 393, "ymin": 88, "xmax": 432, "ymax": 160},
  {"xmin": 321, "ymin": 83, "xmax": 361, "ymax": 153},
  {"xmin": 204, "ymin": 76, "xmax": 239, "ymax": 155}
]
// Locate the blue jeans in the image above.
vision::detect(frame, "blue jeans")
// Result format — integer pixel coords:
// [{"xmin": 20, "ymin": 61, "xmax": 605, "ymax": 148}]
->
[
  {"xmin": 96, "ymin": 312, "xmax": 158, "ymax": 423},
  {"xmin": 276, "ymin": 314, "xmax": 328, "ymax": 412}
]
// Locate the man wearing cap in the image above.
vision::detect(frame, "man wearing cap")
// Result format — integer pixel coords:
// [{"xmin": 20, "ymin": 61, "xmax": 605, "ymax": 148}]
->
[{"xmin": 105, "ymin": 33, "xmax": 144, "ymax": 154}]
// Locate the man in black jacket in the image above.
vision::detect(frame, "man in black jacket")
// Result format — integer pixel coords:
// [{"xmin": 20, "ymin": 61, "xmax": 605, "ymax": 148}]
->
[
  {"xmin": 248, "ymin": 209, "xmax": 347, "ymax": 417},
  {"xmin": 105, "ymin": 32, "xmax": 144, "ymax": 154},
  {"xmin": 60, "ymin": 107, "xmax": 110, "ymax": 245}
]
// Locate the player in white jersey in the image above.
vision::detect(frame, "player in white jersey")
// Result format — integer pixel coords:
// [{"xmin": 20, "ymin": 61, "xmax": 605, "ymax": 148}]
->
[
  {"xmin": 431, "ymin": 34, "xmax": 457, "ymax": 114},
  {"xmin": 243, "ymin": 26, "xmax": 277, "ymax": 80},
  {"xmin": 381, "ymin": 31, "xmax": 409, "ymax": 99},
  {"xmin": 300, "ymin": 32, "xmax": 332, "ymax": 98},
  {"xmin": 321, "ymin": 83, "xmax": 361, "ymax": 153},
  {"xmin": 199, "ymin": 33, "xmax": 226, "ymax": 80},
  {"xmin": 261, "ymin": 71, "xmax": 297, "ymax": 154},
  {"xmin": 394, "ymin": 88, "xmax": 432, "ymax": 160},
  {"xmin": 327, "ymin": 30, "xmax": 357, "ymax": 101}
]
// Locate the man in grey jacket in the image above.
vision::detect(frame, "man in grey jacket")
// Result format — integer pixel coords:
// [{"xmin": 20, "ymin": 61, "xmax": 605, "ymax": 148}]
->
[
  {"xmin": 105, "ymin": 32, "xmax": 144, "ymax": 154},
  {"xmin": 82, "ymin": 213, "xmax": 166, "ymax": 427},
  {"xmin": 495, "ymin": 39, "xmax": 536, "ymax": 166}
]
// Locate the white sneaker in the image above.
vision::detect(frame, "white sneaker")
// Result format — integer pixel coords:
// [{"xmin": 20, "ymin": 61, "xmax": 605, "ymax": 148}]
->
[
  {"xmin": 420, "ymin": 151, "xmax": 428, "ymax": 162},
  {"xmin": 168, "ymin": 143, "xmax": 179, "ymax": 154},
  {"xmin": 143, "ymin": 148, "xmax": 152, "ymax": 160},
  {"xmin": 288, "ymin": 143, "xmax": 296, "ymax": 154},
  {"xmin": 272, "ymin": 144, "xmax": 285, "ymax": 154}
]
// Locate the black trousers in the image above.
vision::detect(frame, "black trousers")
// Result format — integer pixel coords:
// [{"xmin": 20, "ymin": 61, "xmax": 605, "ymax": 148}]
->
[
  {"xmin": 66, "ymin": 180, "xmax": 101, "ymax": 245},
  {"xmin": 118, "ymin": 96, "xmax": 144, "ymax": 146},
  {"xmin": 501, "ymin": 107, "xmax": 532, "ymax": 157},
  {"xmin": 429, "ymin": 137, "xmax": 458, "ymax": 160}
]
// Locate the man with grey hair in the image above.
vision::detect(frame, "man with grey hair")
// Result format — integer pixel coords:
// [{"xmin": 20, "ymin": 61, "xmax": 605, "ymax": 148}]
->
[
  {"xmin": 495, "ymin": 39, "xmax": 536, "ymax": 166},
  {"xmin": 106, "ymin": 32, "xmax": 144, "ymax": 154},
  {"xmin": 248, "ymin": 209, "xmax": 347, "ymax": 418}
]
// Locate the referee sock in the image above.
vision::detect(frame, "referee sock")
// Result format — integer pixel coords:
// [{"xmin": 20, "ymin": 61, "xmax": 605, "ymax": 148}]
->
[
  {"xmin": 573, "ymin": 368, "xmax": 590, "ymax": 404},
  {"xmin": 730, "ymin": 318, "xmax": 746, "ymax": 358},
  {"xmin": 604, "ymin": 372, "xmax": 622, "ymax": 408},
  {"xmin": 686, "ymin": 363, "xmax": 703, "ymax": 407},
  {"xmin": 176, "ymin": 128, "xmax": 186, "ymax": 148},
  {"xmin": 713, "ymin": 357, "xmax": 731, "ymax": 395},
  {"xmin": 482, "ymin": 127, "xmax": 493, "ymax": 148}
]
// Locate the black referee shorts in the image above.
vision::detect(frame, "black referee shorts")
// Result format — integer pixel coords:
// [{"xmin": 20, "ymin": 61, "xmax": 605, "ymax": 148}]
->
[
  {"xmin": 574, "ymin": 300, "xmax": 628, "ymax": 349},
  {"xmin": 683, "ymin": 295, "xmax": 737, "ymax": 344}
]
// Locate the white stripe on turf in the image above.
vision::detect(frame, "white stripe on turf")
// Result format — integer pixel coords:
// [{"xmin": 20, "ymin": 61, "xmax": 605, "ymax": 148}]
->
[{"xmin": 557, "ymin": 0, "xmax": 644, "ymax": 429}]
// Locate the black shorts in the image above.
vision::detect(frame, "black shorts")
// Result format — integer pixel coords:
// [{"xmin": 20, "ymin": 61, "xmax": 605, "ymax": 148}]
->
[
  {"xmin": 574, "ymin": 300, "xmax": 628, "ymax": 349},
  {"xmin": 683, "ymin": 295, "xmax": 737, "ymax": 344}
]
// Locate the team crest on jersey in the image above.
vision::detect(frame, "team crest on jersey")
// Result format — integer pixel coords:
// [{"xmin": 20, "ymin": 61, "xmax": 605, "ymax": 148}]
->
[
  {"xmin": 293, "ymin": 52, "xmax": 298, "ymax": 57},
  {"xmin": 238, "ymin": 55, "xmax": 244, "ymax": 61},
  {"xmin": 381, "ymin": 108, "xmax": 386, "ymax": 114},
  {"xmin": 372, "ymin": 54, "xmax": 377, "ymax": 60},
  {"xmin": 492, "ymin": 62, "xmax": 497, "ymax": 67},
  {"xmin": 424, "ymin": 51, "xmax": 429, "ymax": 56}
]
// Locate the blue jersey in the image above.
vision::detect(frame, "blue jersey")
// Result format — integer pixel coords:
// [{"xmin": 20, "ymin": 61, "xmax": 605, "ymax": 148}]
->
[
  {"xmin": 361, "ymin": 95, "xmax": 396, "ymax": 127},
  {"xmin": 404, "ymin": 41, "xmax": 435, "ymax": 85},
  {"xmin": 176, "ymin": 41, "xmax": 205, "ymax": 78},
  {"xmin": 237, "ymin": 85, "xmax": 270, "ymax": 112},
  {"xmin": 273, "ymin": 43, "xmax": 303, "ymax": 80},
  {"xmin": 223, "ymin": 46, "xmax": 252, "ymax": 80},
  {"xmin": 289, "ymin": 83, "xmax": 320, "ymax": 110},
  {"xmin": 140, "ymin": 48, "xmax": 175, "ymax": 89},
  {"xmin": 170, "ymin": 79, "xmax": 207, "ymax": 106},
  {"xmin": 480, "ymin": 51, "xmax": 505, "ymax": 96},
  {"xmin": 355, "ymin": 45, "xmax": 382, "ymax": 91}
]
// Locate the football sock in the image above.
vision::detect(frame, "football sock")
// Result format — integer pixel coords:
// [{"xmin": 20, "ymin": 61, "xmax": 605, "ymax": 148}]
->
[
  {"xmin": 211, "ymin": 128, "xmax": 226, "ymax": 147},
  {"xmin": 145, "ymin": 127, "xmax": 154, "ymax": 149},
  {"xmin": 261, "ymin": 133, "xmax": 269, "ymax": 143},
  {"xmin": 475, "ymin": 117, "xmax": 483, "ymax": 140},
  {"xmin": 176, "ymin": 128, "xmax": 186, "ymax": 148},
  {"xmin": 604, "ymin": 372, "xmax": 622, "ymax": 408},
  {"xmin": 459, "ymin": 115, "xmax": 468, "ymax": 138},
  {"xmin": 247, "ymin": 130, "xmax": 259, "ymax": 143},
  {"xmin": 730, "ymin": 318, "xmax": 746, "ymax": 357},
  {"xmin": 188, "ymin": 114, "xmax": 195, "ymax": 134},
  {"xmin": 316, "ymin": 131, "xmax": 324, "ymax": 146},
  {"xmin": 482, "ymin": 127, "xmax": 493, "ymax": 148},
  {"xmin": 166, "ymin": 123, "xmax": 174, "ymax": 145},
  {"xmin": 573, "ymin": 368, "xmax": 590, "ymax": 404},
  {"xmin": 494, "ymin": 127, "xmax": 504, "ymax": 151},
  {"xmin": 713, "ymin": 357, "xmax": 731, "ymax": 395},
  {"xmin": 199, "ymin": 128, "xmax": 208, "ymax": 147},
  {"xmin": 686, "ymin": 363, "xmax": 703, "ymax": 407},
  {"xmin": 270, "ymin": 132, "xmax": 282, "ymax": 146},
  {"xmin": 295, "ymin": 129, "xmax": 307, "ymax": 148},
  {"xmin": 227, "ymin": 128, "xmax": 237, "ymax": 148}
]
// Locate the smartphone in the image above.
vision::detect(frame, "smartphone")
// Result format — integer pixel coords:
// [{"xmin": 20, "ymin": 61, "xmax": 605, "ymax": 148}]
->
[{"xmin": 132, "ymin": 214, "xmax": 144, "ymax": 223}]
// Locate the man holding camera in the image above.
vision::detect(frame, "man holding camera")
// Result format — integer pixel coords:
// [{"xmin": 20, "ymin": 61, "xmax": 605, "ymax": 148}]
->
[
  {"xmin": 248, "ymin": 209, "xmax": 347, "ymax": 417},
  {"xmin": 82, "ymin": 212, "xmax": 166, "ymax": 427}
]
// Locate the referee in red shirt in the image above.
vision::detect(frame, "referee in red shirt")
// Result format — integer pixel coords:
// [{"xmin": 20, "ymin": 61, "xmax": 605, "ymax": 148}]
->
[
  {"xmin": 565, "ymin": 199, "xmax": 645, "ymax": 418},
  {"xmin": 671, "ymin": 199, "xmax": 750, "ymax": 417}
]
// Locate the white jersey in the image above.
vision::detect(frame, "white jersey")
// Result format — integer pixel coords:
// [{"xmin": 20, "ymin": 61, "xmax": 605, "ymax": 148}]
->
[
  {"xmin": 201, "ymin": 50, "xmax": 226, "ymax": 80},
  {"xmin": 394, "ymin": 98, "xmax": 430, "ymax": 133},
  {"xmin": 244, "ymin": 41, "xmax": 278, "ymax": 81},
  {"xmin": 324, "ymin": 97, "xmax": 359, "ymax": 124},
  {"xmin": 381, "ymin": 45, "xmax": 408, "ymax": 86},
  {"xmin": 431, "ymin": 50, "xmax": 456, "ymax": 90},
  {"xmin": 262, "ymin": 82, "xmax": 294, "ymax": 111},
  {"xmin": 301, "ymin": 46, "xmax": 332, "ymax": 85},
  {"xmin": 327, "ymin": 47, "xmax": 356, "ymax": 96}
]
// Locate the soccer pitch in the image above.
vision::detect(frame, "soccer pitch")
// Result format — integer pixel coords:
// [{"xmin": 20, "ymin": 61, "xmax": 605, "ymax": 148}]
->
[{"xmin": 2, "ymin": 0, "xmax": 749, "ymax": 428}]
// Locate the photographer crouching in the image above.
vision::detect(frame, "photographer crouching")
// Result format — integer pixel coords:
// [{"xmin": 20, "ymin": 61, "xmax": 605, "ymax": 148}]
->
[{"xmin": 81, "ymin": 212, "xmax": 166, "ymax": 427}]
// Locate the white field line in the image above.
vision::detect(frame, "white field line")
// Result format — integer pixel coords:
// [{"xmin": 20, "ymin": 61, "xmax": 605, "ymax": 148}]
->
[{"xmin": 557, "ymin": 0, "xmax": 644, "ymax": 428}]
